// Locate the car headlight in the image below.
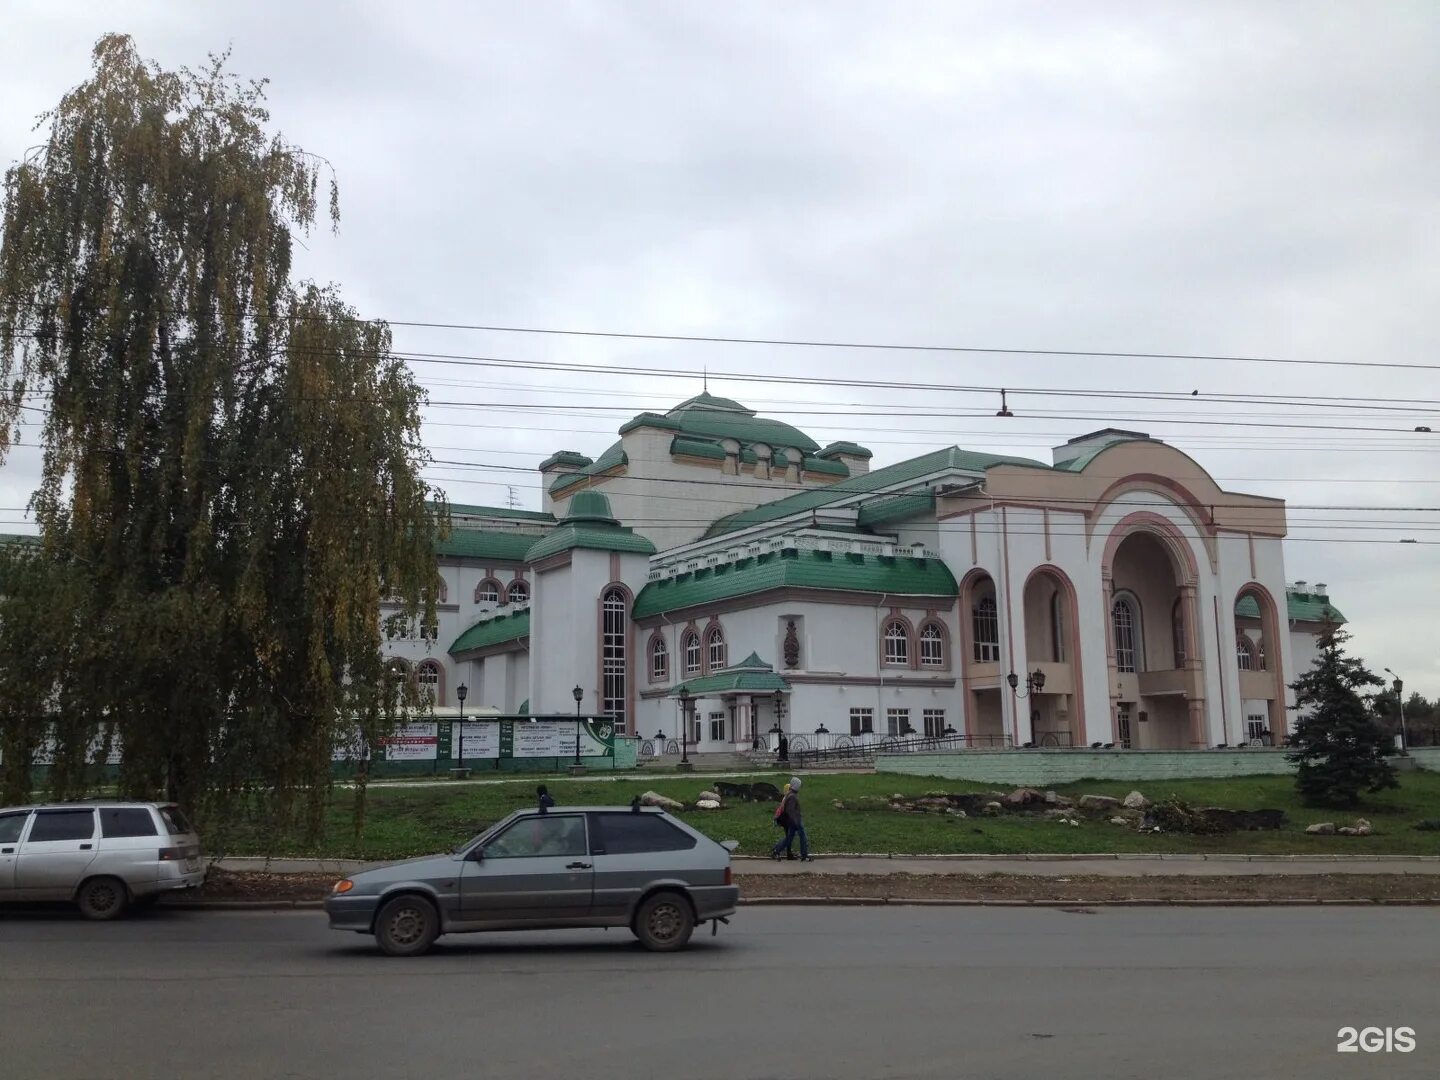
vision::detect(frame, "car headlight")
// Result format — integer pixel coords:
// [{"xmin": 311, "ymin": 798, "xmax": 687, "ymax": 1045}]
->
[{"xmin": 332, "ymin": 879, "xmax": 355, "ymax": 894}]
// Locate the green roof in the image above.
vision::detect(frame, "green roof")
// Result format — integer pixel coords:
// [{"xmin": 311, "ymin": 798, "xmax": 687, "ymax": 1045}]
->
[
  {"xmin": 668, "ymin": 435, "xmax": 848, "ymax": 478},
  {"xmin": 538, "ymin": 450, "xmax": 593, "ymax": 472},
  {"xmin": 550, "ymin": 440, "xmax": 628, "ymax": 495},
  {"xmin": 1238, "ymin": 591, "xmax": 1346, "ymax": 625},
  {"xmin": 856, "ymin": 493, "xmax": 935, "ymax": 528},
  {"xmin": 1053, "ymin": 431, "xmax": 1160, "ymax": 472},
  {"xmin": 633, "ymin": 547, "xmax": 958, "ymax": 618},
  {"xmin": 704, "ymin": 445, "xmax": 1044, "ymax": 538},
  {"xmin": 619, "ymin": 393, "xmax": 821, "ymax": 453},
  {"xmin": 670, "ymin": 652, "xmax": 791, "ymax": 696},
  {"xmin": 449, "ymin": 608, "xmax": 530, "ymax": 654},
  {"xmin": 446, "ymin": 503, "xmax": 555, "ymax": 523},
  {"xmin": 435, "ymin": 528, "xmax": 546, "ymax": 562},
  {"xmin": 517, "ymin": 699, "xmax": 529, "ymax": 713},
  {"xmin": 524, "ymin": 491, "xmax": 657, "ymax": 561},
  {"xmin": 818, "ymin": 441, "xmax": 873, "ymax": 460}
]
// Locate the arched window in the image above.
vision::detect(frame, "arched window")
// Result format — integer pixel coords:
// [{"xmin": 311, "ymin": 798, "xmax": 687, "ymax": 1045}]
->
[
  {"xmin": 683, "ymin": 630, "xmax": 702, "ymax": 676},
  {"xmin": 919, "ymin": 622, "xmax": 945, "ymax": 667},
  {"xmin": 650, "ymin": 635, "xmax": 669, "ymax": 682},
  {"xmin": 882, "ymin": 620, "xmax": 909, "ymax": 666},
  {"xmin": 1049, "ymin": 592, "xmax": 1065, "ymax": 663},
  {"xmin": 1236, "ymin": 635, "xmax": 1256, "ymax": 671},
  {"xmin": 1112, "ymin": 596, "xmax": 1141, "ymax": 674},
  {"xmin": 601, "ymin": 587, "xmax": 628, "ymax": 725},
  {"xmin": 416, "ymin": 660, "xmax": 444, "ymax": 707},
  {"xmin": 1172, "ymin": 599, "xmax": 1186, "ymax": 668},
  {"xmin": 705, "ymin": 625, "xmax": 726, "ymax": 672},
  {"xmin": 435, "ymin": 577, "xmax": 448, "ymax": 604},
  {"xmin": 506, "ymin": 580, "xmax": 529, "ymax": 604},
  {"xmin": 972, "ymin": 597, "xmax": 1000, "ymax": 663},
  {"xmin": 1256, "ymin": 638, "xmax": 1267, "ymax": 671},
  {"xmin": 475, "ymin": 579, "xmax": 501, "ymax": 604}
]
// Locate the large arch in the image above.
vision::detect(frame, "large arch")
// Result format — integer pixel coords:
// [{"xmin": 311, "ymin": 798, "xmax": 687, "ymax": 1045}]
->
[
  {"xmin": 1101, "ymin": 513, "xmax": 1207, "ymax": 749},
  {"xmin": 596, "ymin": 581, "xmax": 635, "ymax": 734},
  {"xmin": 957, "ymin": 568, "xmax": 1004, "ymax": 743},
  {"xmin": 1233, "ymin": 582, "xmax": 1288, "ymax": 742},
  {"xmin": 1021, "ymin": 564, "xmax": 1086, "ymax": 746}
]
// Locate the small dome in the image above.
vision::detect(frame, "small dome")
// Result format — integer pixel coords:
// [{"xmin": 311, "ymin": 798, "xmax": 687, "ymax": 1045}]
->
[{"xmin": 562, "ymin": 490, "xmax": 619, "ymax": 525}]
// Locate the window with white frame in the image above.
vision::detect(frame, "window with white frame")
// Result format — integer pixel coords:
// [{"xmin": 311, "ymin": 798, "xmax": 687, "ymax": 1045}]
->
[
  {"xmin": 601, "ymin": 588, "xmax": 627, "ymax": 725},
  {"xmin": 919, "ymin": 623, "xmax": 945, "ymax": 667},
  {"xmin": 849, "ymin": 707, "xmax": 874, "ymax": 736},
  {"xmin": 882, "ymin": 620, "xmax": 909, "ymax": 666},
  {"xmin": 1112, "ymin": 596, "xmax": 1141, "ymax": 673},
  {"xmin": 708, "ymin": 711, "xmax": 726, "ymax": 742},
  {"xmin": 683, "ymin": 631, "xmax": 701, "ymax": 676},
  {"xmin": 1236, "ymin": 635, "xmax": 1256, "ymax": 671},
  {"xmin": 972, "ymin": 597, "xmax": 1000, "ymax": 663},
  {"xmin": 416, "ymin": 660, "xmax": 442, "ymax": 706},
  {"xmin": 650, "ymin": 636, "xmax": 668, "ymax": 681},
  {"xmin": 922, "ymin": 708, "xmax": 946, "ymax": 738},
  {"xmin": 1246, "ymin": 715, "xmax": 1267, "ymax": 743},
  {"xmin": 706, "ymin": 625, "xmax": 726, "ymax": 672},
  {"xmin": 886, "ymin": 707, "xmax": 910, "ymax": 737},
  {"xmin": 476, "ymin": 579, "xmax": 500, "ymax": 604},
  {"xmin": 507, "ymin": 580, "xmax": 529, "ymax": 604}
]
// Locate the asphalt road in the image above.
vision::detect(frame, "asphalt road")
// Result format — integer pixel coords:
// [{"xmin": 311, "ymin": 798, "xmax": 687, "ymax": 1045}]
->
[{"xmin": 2, "ymin": 905, "xmax": 1437, "ymax": 1080}]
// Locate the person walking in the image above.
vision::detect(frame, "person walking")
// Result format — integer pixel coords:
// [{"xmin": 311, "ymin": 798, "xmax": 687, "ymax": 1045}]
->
[
  {"xmin": 537, "ymin": 784, "xmax": 555, "ymax": 811},
  {"xmin": 770, "ymin": 776, "xmax": 811, "ymax": 861}
]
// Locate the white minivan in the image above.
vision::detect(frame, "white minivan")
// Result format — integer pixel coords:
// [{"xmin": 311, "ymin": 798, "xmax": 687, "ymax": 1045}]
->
[{"xmin": 0, "ymin": 801, "xmax": 205, "ymax": 919}]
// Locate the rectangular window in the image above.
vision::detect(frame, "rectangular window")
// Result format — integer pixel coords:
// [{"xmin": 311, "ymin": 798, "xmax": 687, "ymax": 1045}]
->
[
  {"xmin": 100, "ymin": 808, "xmax": 158, "ymax": 839},
  {"xmin": 1247, "ymin": 716, "xmax": 1267, "ymax": 744},
  {"xmin": 923, "ymin": 708, "xmax": 946, "ymax": 738},
  {"xmin": 591, "ymin": 813, "xmax": 697, "ymax": 855},
  {"xmin": 0, "ymin": 812, "xmax": 28, "ymax": 844},
  {"xmin": 1116, "ymin": 707, "xmax": 1132, "ymax": 750},
  {"xmin": 849, "ymin": 707, "xmax": 874, "ymax": 736},
  {"xmin": 159, "ymin": 805, "xmax": 193, "ymax": 836},
  {"xmin": 887, "ymin": 707, "xmax": 910, "ymax": 737},
  {"xmin": 602, "ymin": 591, "xmax": 627, "ymax": 725},
  {"xmin": 709, "ymin": 711, "xmax": 726, "ymax": 742},
  {"xmin": 972, "ymin": 599, "xmax": 1000, "ymax": 663},
  {"xmin": 485, "ymin": 815, "xmax": 587, "ymax": 859},
  {"xmin": 27, "ymin": 809, "xmax": 96, "ymax": 843}
]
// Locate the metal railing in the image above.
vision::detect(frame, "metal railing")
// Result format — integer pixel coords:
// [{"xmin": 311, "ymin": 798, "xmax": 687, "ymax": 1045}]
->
[{"xmin": 790, "ymin": 732, "xmax": 1013, "ymax": 769}]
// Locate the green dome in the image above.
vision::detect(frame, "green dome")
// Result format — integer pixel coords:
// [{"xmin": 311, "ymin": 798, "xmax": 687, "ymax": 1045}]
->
[{"xmin": 562, "ymin": 490, "xmax": 619, "ymax": 525}]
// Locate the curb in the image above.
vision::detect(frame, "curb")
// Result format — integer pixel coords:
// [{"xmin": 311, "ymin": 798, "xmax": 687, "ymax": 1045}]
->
[{"xmin": 161, "ymin": 895, "xmax": 1440, "ymax": 913}]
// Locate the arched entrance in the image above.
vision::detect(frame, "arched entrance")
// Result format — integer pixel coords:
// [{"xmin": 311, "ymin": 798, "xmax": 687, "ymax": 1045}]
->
[
  {"xmin": 1021, "ymin": 566, "xmax": 1084, "ymax": 747},
  {"xmin": 1234, "ymin": 584, "xmax": 1287, "ymax": 744},
  {"xmin": 1102, "ymin": 514, "xmax": 1206, "ymax": 748},
  {"xmin": 958, "ymin": 569, "xmax": 1005, "ymax": 743}
]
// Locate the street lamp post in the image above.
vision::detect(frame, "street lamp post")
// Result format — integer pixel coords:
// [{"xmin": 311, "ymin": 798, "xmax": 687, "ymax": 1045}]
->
[
  {"xmin": 1384, "ymin": 669, "xmax": 1409, "ymax": 750},
  {"xmin": 677, "ymin": 687, "xmax": 693, "ymax": 770},
  {"xmin": 571, "ymin": 685, "xmax": 585, "ymax": 773},
  {"xmin": 1006, "ymin": 669, "xmax": 1047, "ymax": 698},
  {"xmin": 454, "ymin": 683, "xmax": 469, "ymax": 778}
]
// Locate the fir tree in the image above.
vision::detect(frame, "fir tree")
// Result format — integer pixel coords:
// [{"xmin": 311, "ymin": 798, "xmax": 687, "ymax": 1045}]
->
[{"xmin": 1286, "ymin": 627, "xmax": 1397, "ymax": 807}]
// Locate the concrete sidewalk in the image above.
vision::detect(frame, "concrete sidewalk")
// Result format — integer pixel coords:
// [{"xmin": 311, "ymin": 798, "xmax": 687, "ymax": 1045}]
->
[{"xmin": 215, "ymin": 853, "xmax": 1440, "ymax": 878}]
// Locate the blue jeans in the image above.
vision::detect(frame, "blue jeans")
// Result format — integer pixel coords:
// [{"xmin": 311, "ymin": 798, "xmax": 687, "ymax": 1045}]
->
[{"xmin": 772, "ymin": 822, "xmax": 809, "ymax": 859}]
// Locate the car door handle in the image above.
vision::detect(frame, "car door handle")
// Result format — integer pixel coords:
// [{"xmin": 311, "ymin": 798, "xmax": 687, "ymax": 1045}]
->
[
  {"xmin": 566, "ymin": 862, "xmax": 592, "ymax": 870},
  {"xmin": 1, "ymin": 847, "xmax": 12, "ymax": 854},
  {"xmin": 79, "ymin": 843, "xmax": 92, "ymax": 850}
]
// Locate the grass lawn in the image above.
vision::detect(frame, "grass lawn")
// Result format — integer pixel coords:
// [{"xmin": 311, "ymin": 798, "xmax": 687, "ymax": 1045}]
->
[{"xmin": 217, "ymin": 768, "xmax": 1440, "ymax": 860}]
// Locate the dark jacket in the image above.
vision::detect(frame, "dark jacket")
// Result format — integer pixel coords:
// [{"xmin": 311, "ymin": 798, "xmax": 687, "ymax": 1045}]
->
[{"xmin": 782, "ymin": 791, "xmax": 803, "ymax": 827}]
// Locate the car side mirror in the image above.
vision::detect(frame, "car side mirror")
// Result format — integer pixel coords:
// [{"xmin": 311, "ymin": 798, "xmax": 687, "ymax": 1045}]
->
[{"xmin": 468, "ymin": 846, "xmax": 484, "ymax": 862}]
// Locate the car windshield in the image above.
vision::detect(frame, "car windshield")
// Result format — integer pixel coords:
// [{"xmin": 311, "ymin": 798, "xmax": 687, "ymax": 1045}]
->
[{"xmin": 451, "ymin": 817, "xmax": 507, "ymax": 855}]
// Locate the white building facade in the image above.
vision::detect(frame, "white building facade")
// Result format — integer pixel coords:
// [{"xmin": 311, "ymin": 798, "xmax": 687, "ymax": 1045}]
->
[{"xmin": 384, "ymin": 393, "xmax": 1346, "ymax": 753}]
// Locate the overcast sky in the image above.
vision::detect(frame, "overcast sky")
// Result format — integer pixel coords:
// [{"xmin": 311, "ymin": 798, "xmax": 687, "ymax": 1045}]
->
[{"xmin": 2, "ymin": 1, "xmax": 1437, "ymax": 695}]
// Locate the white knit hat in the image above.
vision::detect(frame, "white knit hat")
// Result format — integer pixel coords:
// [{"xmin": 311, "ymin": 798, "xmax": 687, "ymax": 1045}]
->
[{"xmin": 789, "ymin": 776, "xmax": 802, "ymax": 790}]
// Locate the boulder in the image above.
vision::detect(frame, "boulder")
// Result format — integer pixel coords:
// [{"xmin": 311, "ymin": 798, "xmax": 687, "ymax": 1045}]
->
[
  {"xmin": 715, "ymin": 781, "xmax": 751, "ymax": 800},
  {"xmin": 698, "ymin": 790, "xmax": 722, "ymax": 804},
  {"xmin": 640, "ymin": 791, "xmax": 684, "ymax": 812},
  {"xmin": 1004, "ymin": 787, "xmax": 1045, "ymax": 807},
  {"xmin": 695, "ymin": 799, "xmax": 721, "ymax": 810},
  {"xmin": 1354, "ymin": 818, "xmax": 1372, "ymax": 836},
  {"xmin": 1078, "ymin": 794, "xmax": 1123, "ymax": 813},
  {"xmin": 982, "ymin": 801, "xmax": 1003, "ymax": 816},
  {"xmin": 1305, "ymin": 822, "xmax": 1336, "ymax": 835},
  {"xmin": 1042, "ymin": 808, "xmax": 1073, "ymax": 820},
  {"xmin": 750, "ymin": 781, "xmax": 782, "ymax": 801},
  {"xmin": 1109, "ymin": 816, "xmax": 1130, "ymax": 826},
  {"xmin": 1337, "ymin": 826, "xmax": 1358, "ymax": 836},
  {"xmin": 946, "ymin": 809, "xmax": 968, "ymax": 819},
  {"xmin": 1122, "ymin": 791, "xmax": 1149, "ymax": 810},
  {"xmin": 1043, "ymin": 790, "xmax": 1060, "ymax": 805},
  {"xmin": 1414, "ymin": 819, "xmax": 1440, "ymax": 832}
]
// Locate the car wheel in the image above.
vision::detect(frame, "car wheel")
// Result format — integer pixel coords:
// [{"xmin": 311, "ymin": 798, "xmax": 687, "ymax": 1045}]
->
[
  {"xmin": 633, "ymin": 891, "xmax": 695, "ymax": 952},
  {"xmin": 374, "ymin": 895, "xmax": 440, "ymax": 957},
  {"xmin": 76, "ymin": 876, "xmax": 130, "ymax": 921}
]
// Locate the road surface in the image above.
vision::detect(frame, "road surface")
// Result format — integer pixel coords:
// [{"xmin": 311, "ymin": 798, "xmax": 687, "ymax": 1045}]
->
[{"xmin": 1, "ymin": 905, "xmax": 1435, "ymax": 1079}]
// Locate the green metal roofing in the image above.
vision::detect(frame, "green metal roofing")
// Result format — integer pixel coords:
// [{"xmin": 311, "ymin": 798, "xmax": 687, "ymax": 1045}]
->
[
  {"xmin": 550, "ymin": 441, "xmax": 628, "ymax": 495},
  {"xmin": 1237, "ymin": 591, "xmax": 1346, "ymax": 625},
  {"xmin": 704, "ymin": 445, "xmax": 1044, "ymax": 538},
  {"xmin": 524, "ymin": 492, "xmax": 656, "ymax": 561},
  {"xmin": 856, "ymin": 493, "xmax": 935, "ymax": 528},
  {"xmin": 618, "ymin": 393, "xmax": 821, "ymax": 453},
  {"xmin": 818, "ymin": 441, "xmax": 874, "ymax": 460},
  {"xmin": 1052, "ymin": 431, "xmax": 1160, "ymax": 472},
  {"xmin": 538, "ymin": 450, "xmax": 593, "ymax": 472},
  {"xmin": 670, "ymin": 652, "xmax": 791, "ymax": 696},
  {"xmin": 449, "ymin": 608, "xmax": 530, "ymax": 654},
  {"xmin": 446, "ymin": 503, "xmax": 555, "ymax": 523},
  {"xmin": 435, "ymin": 528, "xmax": 546, "ymax": 562},
  {"xmin": 517, "ymin": 699, "xmax": 529, "ymax": 713},
  {"xmin": 633, "ymin": 547, "xmax": 958, "ymax": 618},
  {"xmin": 669, "ymin": 436, "xmax": 849, "ymax": 477}
]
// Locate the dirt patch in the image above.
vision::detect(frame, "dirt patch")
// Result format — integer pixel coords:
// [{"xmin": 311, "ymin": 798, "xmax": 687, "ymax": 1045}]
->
[
  {"xmin": 169, "ymin": 868, "xmax": 1440, "ymax": 905},
  {"xmin": 733, "ymin": 872, "xmax": 1440, "ymax": 902}
]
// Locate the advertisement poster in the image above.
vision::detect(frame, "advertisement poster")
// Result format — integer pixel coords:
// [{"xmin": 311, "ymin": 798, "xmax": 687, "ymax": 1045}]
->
[
  {"xmin": 451, "ymin": 722, "xmax": 502, "ymax": 760},
  {"xmin": 379, "ymin": 722, "xmax": 438, "ymax": 761},
  {"xmin": 509, "ymin": 719, "xmax": 614, "ymax": 758}
]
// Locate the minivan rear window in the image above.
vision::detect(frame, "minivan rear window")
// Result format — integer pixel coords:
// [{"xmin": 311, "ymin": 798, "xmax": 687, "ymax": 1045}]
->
[
  {"xmin": 159, "ymin": 806, "xmax": 192, "ymax": 836},
  {"xmin": 101, "ymin": 808, "xmax": 159, "ymax": 838}
]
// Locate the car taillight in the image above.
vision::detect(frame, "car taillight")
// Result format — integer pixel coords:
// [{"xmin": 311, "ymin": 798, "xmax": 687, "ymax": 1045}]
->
[
  {"xmin": 724, "ymin": 866, "xmax": 732, "ymax": 886},
  {"xmin": 159, "ymin": 845, "xmax": 197, "ymax": 861}
]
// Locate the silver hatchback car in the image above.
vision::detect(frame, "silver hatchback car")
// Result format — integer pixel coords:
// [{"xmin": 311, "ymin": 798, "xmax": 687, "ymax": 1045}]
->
[
  {"xmin": 326, "ymin": 805, "xmax": 740, "ymax": 956},
  {"xmin": 0, "ymin": 800, "xmax": 205, "ymax": 919}
]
